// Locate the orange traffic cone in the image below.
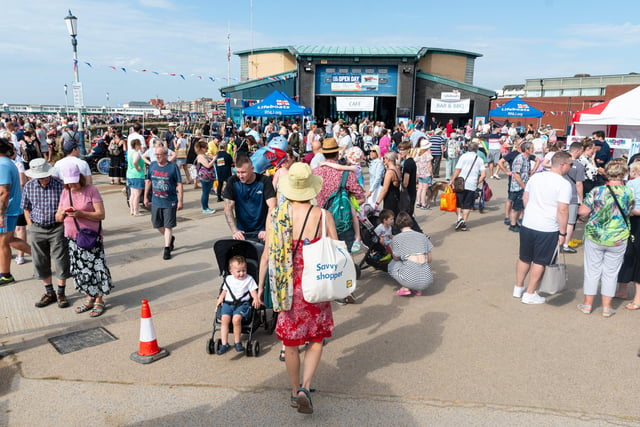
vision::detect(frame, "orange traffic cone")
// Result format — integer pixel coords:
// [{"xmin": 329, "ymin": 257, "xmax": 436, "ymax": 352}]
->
[{"xmin": 130, "ymin": 299, "xmax": 169, "ymax": 364}]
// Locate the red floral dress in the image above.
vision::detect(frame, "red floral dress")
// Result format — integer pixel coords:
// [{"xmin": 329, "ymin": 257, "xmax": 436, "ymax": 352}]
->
[{"xmin": 275, "ymin": 238, "xmax": 334, "ymax": 346}]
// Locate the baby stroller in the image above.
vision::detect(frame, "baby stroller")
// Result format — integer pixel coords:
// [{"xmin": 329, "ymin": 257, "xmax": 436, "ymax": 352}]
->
[
  {"xmin": 357, "ymin": 206, "xmax": 391, "ymax": 275},
  {"xmin": 474, "ymin": 181, "xmax": 493, "ymax": 214},
  {"xmin": 205, "ymin": 239, "xmax": 277, "ymax": 357}
]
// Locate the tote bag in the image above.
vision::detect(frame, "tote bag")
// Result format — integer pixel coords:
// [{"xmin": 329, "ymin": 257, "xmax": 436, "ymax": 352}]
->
[
  {"xmin": 439, "ymin": 187, "xmax": 457, "ymax": 212},
  {"xmin": 301, "ymin": 210, "xmax": 357, "ymax": 303},
  {"xmin": 539, "ymin": 246, "xmax": 567, "ymax": 294}
]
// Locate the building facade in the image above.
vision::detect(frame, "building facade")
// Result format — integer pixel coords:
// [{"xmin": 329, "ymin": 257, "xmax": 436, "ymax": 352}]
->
[{"xmin": 220, "ymin": 46, "xmax": 494, "ymax": 128}]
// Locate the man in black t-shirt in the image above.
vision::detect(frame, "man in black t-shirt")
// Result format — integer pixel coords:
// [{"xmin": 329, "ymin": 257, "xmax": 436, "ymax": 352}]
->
[
  {"xmin": 398, "ymin": 141, "xmax": 417, "ymax": 216},
  {"xmin": 224, "ymin": 118, "xmax": 235, "ymax": 140}
]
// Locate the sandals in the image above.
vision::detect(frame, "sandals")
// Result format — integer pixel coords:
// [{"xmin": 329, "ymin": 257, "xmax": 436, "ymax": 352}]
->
[
  {"xmin": 75, "ymin": 300, "xmax": 95, "ymax": 314},
  {"xmin": 279, "ymin": 348, "xmax": 285, "ymax": 362},
  {"xmin": 602, "ymin": 307, "xmax": 615, "ymax": 318},
  {"xmin": 89, "ymin": 303, "xmax": 106, "ymax": 318},
  {"xmin": 396, "ymin": 287, "xmax": 412, "ymax": 297},
  {"xmin": 577, "ymin": 304, "xmax": 592, "ymax": 314},
  {"xmin": 625, "ymin": 302, "xmax": 640, "ymax": 310},
  {"xmin": 295, "ymin": 388, "xmax": 313, "ymax": 414}
]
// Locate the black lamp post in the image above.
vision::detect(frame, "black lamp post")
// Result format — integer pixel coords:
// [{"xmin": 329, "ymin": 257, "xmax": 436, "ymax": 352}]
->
[{"xmin": 64, "ymin": 10, "xmax": 86, "ymax": 156}]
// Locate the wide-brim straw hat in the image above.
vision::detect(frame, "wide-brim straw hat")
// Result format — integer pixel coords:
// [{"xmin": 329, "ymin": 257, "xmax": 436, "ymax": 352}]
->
[{"xmin": 279, "ymin": 162, "xmax": 323, "ymax": 202}]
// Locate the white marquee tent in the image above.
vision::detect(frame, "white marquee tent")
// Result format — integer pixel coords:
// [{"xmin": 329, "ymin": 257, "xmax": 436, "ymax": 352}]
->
[{"xmin": 571, "ymin": 85, "xmax": 640, "ymax": 139}]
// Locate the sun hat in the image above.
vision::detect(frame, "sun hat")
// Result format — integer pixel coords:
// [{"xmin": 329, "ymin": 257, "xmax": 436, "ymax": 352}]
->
[
  {"xmin": 420, "ymin": 139, "xmax": 431, "ymax": 150},
  {"xmin": 278, "ymin": 162, "xmax": 323, "ymax": 202},
  {"xmin": 60, "ymin": 163, "xmax": 81, "ymax": 184},
  {"xmin": 434, "ymin": 128, "xmax": 443, "ymax": 135},
  {"xmin": 345, "ymin": 146, "xmax": 364, "ymax": 165},
  {"xmin": 25, "ymin": 159, "xmax": 52, "ymax": 179},
  {"xmin": 321, "ymin": 138, "xmax": 340, "ymax": 154}
]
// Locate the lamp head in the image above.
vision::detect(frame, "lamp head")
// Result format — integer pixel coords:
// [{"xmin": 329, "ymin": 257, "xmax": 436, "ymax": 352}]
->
[{"xmin": 64, "ymin": 10, "xmax": 78, "ymax": 37}]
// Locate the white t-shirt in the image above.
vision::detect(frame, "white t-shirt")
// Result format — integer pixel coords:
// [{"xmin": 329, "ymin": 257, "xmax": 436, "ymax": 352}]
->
[
  {"xmin": 532, "ymin": 138, "xmax": 545, "ymax": 154},
  {"xmin": 51, "ymin": 156, "xmax": 92, "ymax": 179},
  {"xmin": 455, "ymin": 152, "xmax": 485, "ymax": 191},
  {"xmin": 339, "ymin": 134, "xmax": 352, "ymax": 149},
  {"xmin": 522, "ymin": 171, "xmax": 571, "ymax": 232},
  {"xmin": 310, "ymin": 152, "xmax": 326, "ymax": 170},
  {"xmin": 223, "ymin": 275, "xmax": 258, "ymax": 303}
]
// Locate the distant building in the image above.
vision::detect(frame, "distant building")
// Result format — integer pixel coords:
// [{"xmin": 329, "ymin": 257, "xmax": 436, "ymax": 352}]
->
[
  {"xmin": 220, "ymin": 45, "xmax": 495, "ymax": 127},
  {"xmin": 491, "ymin": 73, "xmax": 640, "ymax": 136}
]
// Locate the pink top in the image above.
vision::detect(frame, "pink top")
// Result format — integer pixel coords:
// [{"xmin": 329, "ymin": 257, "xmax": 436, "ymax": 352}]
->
[
  {"xmin": 59, "ymin": 185, "xmax": 103, "ymax": 239},
  {"xmin": 379, "ymin": 135, "xmax": 391, "ymax": 156}
]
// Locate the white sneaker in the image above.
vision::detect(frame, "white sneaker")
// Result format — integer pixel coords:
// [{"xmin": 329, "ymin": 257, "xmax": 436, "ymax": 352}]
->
[
  {"xmin": 15, "ymin": 256, "xmax": 25, "ymax": 265},
  {"xmin": 513, "ymin": 286, "xmax": 525, "ymax": 298},
  {"xmin": 521, "ymin": 291, "xmax": 545, "ymax": 305}
]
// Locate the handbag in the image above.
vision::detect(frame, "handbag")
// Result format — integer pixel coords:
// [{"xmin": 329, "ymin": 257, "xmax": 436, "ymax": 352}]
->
[
  {"xmin": 68, "ymin": 189, "xmax": 102, "ymax": 250},
  {"xmin": 607, "ymin": 185, "xmax": 635, "ymax": 255},
  {"xmin": 453, "ymin": 155, "xmax": 478, "ymax": 193},
  {"xmin": 539, "ymin": 245, "xmax": 567, "ymax": 294},
  {"xmin": 439, "ymin": 187, "xmax": 457, "ymax": 212},
  {"xmin": 301, "ymin": 209, "xmax": 357, "ymax": 303},
  {"xmin": 482, "ymin": 181, "xmax": 493, "ymax": 202},
  {"xmin": 197, "ymin": 161, "xmax": 216, "ymax": 182},
  {"xmin": 395, "ymin": 170, "xmax": 411, "ymax": 213}
]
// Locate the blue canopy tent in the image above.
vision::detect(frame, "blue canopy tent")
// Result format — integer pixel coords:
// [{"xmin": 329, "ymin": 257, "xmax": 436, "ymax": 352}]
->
[
  {"xmin": 242, "ymin": 90, "xmax": 310, "ymax": 117},
  {"xmin": 489, "ymin": 96, "xmax": 543, "ymax": 118}
]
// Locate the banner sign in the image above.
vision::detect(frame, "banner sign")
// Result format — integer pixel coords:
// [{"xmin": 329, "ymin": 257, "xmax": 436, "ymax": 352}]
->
[
  {"xmin": 431, "ymin": 98, "xmax": 470, "ymax": 114},
  {"xmin": 316, "ymin": 66, "xmax": 397, "ymax": 96},
  {"xmin": 567, "ymin": 135, "xmax": 635, "ymax": 150},
  {"xmin": 336, "ymin": 97, "xmax": 374, "ymax": 111},
  {"xmin": 72, "ymin": 83, "xmax": 84, "ymax": 107}
]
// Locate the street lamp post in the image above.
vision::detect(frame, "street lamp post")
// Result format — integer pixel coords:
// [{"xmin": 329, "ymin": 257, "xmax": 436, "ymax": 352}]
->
[
  {"xmin": 63, "ymin": 84, "xmax": 69, "ymax": 116},
  {"xmin": 64, "ymin": 9, "xmax": 86, "ymax": 156}
]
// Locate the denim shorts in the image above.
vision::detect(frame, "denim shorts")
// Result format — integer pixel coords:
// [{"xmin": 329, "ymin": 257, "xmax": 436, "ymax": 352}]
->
[
  {"xmin": 127, "ymin": 178, "xmax": 145, "ymax": 190},
  {"xmin": 418, "ymin": 176, "xmax": 433, "ymax": 184},
  {"xmin": 220, "ymin": 301, "xmax": 251, "ymax": 319}
]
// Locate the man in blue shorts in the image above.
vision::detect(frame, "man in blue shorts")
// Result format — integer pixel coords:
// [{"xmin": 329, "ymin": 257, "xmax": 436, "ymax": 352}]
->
[
  {"xmin": 0, "ymin": 138, "xmax": 31, "ymax": 284},
  {"xmin": 514, "ymin": 151, "xmax": 572, "ymax": 304},
  {"xmin": 144, "ymin": 145, "xmax": 183, "ymax": 260},
  {"xmin": 223, "ymin": 155, "xmax": 276, "ymax": 241}
]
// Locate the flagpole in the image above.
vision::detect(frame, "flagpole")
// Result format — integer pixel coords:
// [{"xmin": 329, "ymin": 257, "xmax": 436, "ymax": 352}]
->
[{"xmin": 227, "ymin": 22, "xmax": 231, "ymax": 85}]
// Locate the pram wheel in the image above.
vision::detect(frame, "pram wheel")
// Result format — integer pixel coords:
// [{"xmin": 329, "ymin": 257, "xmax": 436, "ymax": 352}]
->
[
  {"xmin": 355, "ymin": 264, "xmax": 362, "ymax": 280},
  {"xmin": 252, "ymin": 341, "xmax": 260, "ymax": 357},
  {"xmin": 206, "ymin": 338, "xmax": 216, "ymax": 355}
]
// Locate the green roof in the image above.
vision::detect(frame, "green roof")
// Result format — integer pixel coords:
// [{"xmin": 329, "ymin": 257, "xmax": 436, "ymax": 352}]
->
[
  {"xmin": 219, "ymin": 70, "xmax": 297, "ymax": 94},
  {"xmin": 416, "ymin": 72, "xmax": 496, "ymax": 97},
  {"xmin": 233, "ymin": 46, "xmax": 482, "ymax": 59}
]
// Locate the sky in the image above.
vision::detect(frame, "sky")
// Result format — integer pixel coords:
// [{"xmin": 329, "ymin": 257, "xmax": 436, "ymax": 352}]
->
[{"xmin": 2, "ymin": 0, "xmax": 640, "ymax": 107}]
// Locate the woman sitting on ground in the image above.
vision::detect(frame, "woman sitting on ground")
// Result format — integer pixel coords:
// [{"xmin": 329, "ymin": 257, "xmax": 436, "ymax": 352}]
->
[{"xmin": 387, "ymin": 211, "xmax": 434, "ymax": 296}]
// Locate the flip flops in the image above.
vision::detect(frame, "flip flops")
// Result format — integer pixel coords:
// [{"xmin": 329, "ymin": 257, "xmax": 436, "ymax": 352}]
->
[
  {"xmin": 396, "ymin": 288, "xmax": 412, "ymax": 296},
  {"xmin": 625, "ymin": 302, "xmax": 640, "ymax": 310}
]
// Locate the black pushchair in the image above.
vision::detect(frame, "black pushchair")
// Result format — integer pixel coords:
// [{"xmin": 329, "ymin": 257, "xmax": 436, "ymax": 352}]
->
[
  {"xmin": 357, "ymin": 207, "xmax": 391, "ymax": 274},
  {"xmin": 205, "ymin": 239, "xmax": 277, "ymax": 357}
]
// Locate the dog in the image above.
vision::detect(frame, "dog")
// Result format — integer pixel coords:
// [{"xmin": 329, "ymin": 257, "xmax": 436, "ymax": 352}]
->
[{"xmin": 427, "ymin": 181, "xmax": 449, "ymax": 206}]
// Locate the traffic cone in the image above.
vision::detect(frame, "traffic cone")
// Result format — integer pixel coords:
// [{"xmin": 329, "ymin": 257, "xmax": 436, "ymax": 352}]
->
[{"xmin": 130, "ymin": 299, "xmax": 169, "ymax": 364}]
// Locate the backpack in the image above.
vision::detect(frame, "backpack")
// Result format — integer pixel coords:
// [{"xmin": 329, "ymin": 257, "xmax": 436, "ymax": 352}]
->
[
  {"xmin": 323, "ymin": 171, "xmax": 353, "ymax": 234},
  {"xmin": 108, "ymin": 141, "xmax": 121, "ymax": 156},
  {"xmin": 289, "ymin": 131, "xmax": 301, "ymax": 153},
  {"xmin": 24, "ymin": 140, "xmax": 39, "ymax": 161},
  {"xmin": 354, "ymin": 133, "xmax": 364, "ymax": 149}
]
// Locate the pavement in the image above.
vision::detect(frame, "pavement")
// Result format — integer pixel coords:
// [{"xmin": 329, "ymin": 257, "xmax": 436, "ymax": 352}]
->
[{"xmin": 1, "ymin": 172, "xmax": 639, "ymax": 426}]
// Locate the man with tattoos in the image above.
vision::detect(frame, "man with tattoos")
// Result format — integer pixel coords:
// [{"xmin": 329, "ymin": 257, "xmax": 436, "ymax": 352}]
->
[{"xmin": 223, "ymin": 155, "xmax": 276, "ymax": 241}]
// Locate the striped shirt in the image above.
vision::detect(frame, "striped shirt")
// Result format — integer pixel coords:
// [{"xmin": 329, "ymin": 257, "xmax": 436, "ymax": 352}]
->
[
  {"xmin": 428, "ymin": 134, "xmax": 446, "ymax": 156},
  {"xmin": 21, "ymin": 177, "xmax": 64, "ymax": 226}
]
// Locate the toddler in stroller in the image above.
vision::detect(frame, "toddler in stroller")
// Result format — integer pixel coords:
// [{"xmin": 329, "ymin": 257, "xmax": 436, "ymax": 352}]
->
[
  {"xmin": 207, "ymin": 239, "xmax": 276, "ymax": 357},
  {"xmin": 215, "ymin": 255, "xmax": 260, "ymax": 355},
  {"xmin": 358, "ymin": 206, "xmax": 392, "ymax": 273}
]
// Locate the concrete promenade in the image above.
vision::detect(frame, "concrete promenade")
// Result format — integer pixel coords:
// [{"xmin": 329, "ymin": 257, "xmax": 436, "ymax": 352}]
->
[{"xmin": 1, "ymin": 173, "xmax": 639, "ymax": 426}]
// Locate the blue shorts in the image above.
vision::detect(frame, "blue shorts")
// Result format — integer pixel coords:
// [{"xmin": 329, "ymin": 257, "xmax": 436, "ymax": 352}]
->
[
  {"xmin": 418, "ymin": 176, "xmax": 433, "ymax": 185},
  {"xmin": 220, "ymin": 301, "xmax": 251, "ymax": 319},
  {"xmin": 0, "ymin": 215, "xmax": 19, "ymax": 233},
  {"xmin": 519, "ymin": 226, "xmax": 558, "ymax": 266},
  {"xmin": 127, "ymin": 178, "xmax": 145, "ymax": 189}
]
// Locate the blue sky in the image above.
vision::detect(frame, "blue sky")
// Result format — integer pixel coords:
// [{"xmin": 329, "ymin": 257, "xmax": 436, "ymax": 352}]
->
[{"xmin": 2, "ymin": 0, "xmax": 640, "ymax": 107}]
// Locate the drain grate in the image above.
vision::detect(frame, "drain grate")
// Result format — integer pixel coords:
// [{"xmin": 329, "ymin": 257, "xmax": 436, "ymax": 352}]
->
[{"xmin": 48, "ymin": 327, "xmax": 118, "ymax": 354}]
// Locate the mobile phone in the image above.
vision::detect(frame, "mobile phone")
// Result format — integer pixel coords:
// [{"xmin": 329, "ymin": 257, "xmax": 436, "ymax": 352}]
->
[{"xmin": 65, "ymin": 207, "xmax": 75, "ymax": 213}]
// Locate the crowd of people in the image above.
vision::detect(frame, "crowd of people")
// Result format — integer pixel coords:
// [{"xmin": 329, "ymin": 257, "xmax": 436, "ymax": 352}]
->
[{"xmin": 3, "ymin": 111, "xmax": 639, "ymax": 415}]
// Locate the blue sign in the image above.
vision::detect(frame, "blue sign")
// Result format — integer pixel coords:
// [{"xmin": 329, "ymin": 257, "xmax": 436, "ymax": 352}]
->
[{"xmin": 316, "ymin": 66, "xmax": 398, "ymax": 96}]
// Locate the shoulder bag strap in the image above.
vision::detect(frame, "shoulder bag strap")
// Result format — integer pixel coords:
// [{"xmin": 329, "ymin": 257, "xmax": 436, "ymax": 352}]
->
[
  {"xmin": 464, "ymin": 155, "xmax": 479, "ymax": 181},
  {"xmin": 607, "ymin": 185, "xmax": 631, "ymax": 232},
  {"xmin": 340, "ymin": 170, "xmax": 349, "ymax": 189},
  {"xmin": 68, "ymin": 188, "xmax": 102, "ymax": 234},
  {"xmin": 292, "ymin": 205, "xmax": 314, "ymax": 255}
]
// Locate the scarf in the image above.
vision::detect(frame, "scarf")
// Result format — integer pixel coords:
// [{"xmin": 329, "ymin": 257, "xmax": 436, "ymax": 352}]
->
[{"xmin": 268, "ymin": 199, "xmax": 294, "ymax": 312}]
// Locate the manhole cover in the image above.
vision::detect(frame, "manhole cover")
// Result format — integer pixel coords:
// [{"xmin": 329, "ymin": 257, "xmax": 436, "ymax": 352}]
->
[{"xmin": 48, "ymin": 327, "xmax": 118, "ymax": 354}]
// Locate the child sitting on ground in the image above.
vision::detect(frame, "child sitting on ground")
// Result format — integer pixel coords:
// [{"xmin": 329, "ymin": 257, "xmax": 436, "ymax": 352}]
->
[
  {"xmin": 373, "ymin": 209, "xmax": 395, "ymax": 261},
  {"xmin": 215, "ymin": 255, "xmax": 259, "ymax": 355},
  {"xmin": 320, "ymin": 146, "xmax": 365, "ymax": 252}
]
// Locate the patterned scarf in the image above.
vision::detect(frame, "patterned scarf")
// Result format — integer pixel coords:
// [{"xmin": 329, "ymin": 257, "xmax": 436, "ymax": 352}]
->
[{"xmin": 268, "ymin": 199, "xmax": 294, "ymax": 312}]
